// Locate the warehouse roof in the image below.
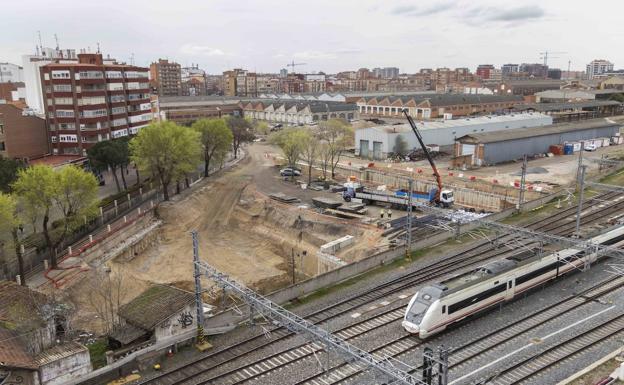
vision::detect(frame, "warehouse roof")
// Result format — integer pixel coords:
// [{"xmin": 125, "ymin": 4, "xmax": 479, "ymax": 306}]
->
[
  {"xmin": 514, "ymin": 100, "xmax": 622, "ymax": 111},
  {"xmin": 457, "ymin": 118, "xmax": 620, "ymax": 144},
  {"xmin": 118, "ymin": 285, "xmax": 195, "ymax": 331},
  {"xmin": 359, "ymin": 93, "xmax": 522, "ymax": 106},
  {"xmin": 365, "ymin": 112, "xmax": 551, "ymax": 134}
]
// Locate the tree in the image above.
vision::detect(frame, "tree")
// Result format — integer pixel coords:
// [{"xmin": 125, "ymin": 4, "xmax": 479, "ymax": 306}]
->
[
  {"xmin": 0, "ymin": 156, "xmax": 23, "ymax": 193},
  {"xmin": 318, "ymin": 142, "xmax": 332, "ymax": 180},
  {"xmin": 393, "ymin": 134, "xmax": 409, "ymax": 158},
  {"xmin": 271, "ymin": 129, "xmax": 309, "ymax": 181},
  {"xmin": 192, "ymin": 118, "xmax": 233, "ymax": 177},
  {"xmin": 87, "ymin": 140, "xmax": 128, "ymax": 193},
  {"xmin": 227, "ymin": 117, "xmax": 255, "ymax": 158},
  {"xmin": 130, "ymin": 121, "xmax": 202, "ymax": 201},
  {"xmin": 319, "ymin": 119, "xmax": 354, "ymax": 178},
  {"xmin": 0, "ymin": 193, "xmax": 22, "ymax": 283},
  {"xmin": 12, "ymin": 165, "xmax": 99, "ymax": 268},
  {"xmin": 302, "ymin": 134, "xmax": 320, "ymax": 185},
  {"xmin": 254, "ymin": 121, "xmax": 270, "ymax": 136}
]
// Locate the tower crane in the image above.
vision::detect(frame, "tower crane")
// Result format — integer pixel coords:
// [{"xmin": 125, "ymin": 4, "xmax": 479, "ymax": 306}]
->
[{"xmin": 286, "ymin": 61, "xmax": 307, "ymax": 73}]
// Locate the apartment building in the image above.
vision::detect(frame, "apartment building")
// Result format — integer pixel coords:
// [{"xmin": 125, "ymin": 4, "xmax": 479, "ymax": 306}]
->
[
  {"xmin": 150, "ymin": 59, "xmax": 182, "ymax": 96},
  {"xmin": 586, "ymin": 59, "xmax": 615, "ymax": 79},
  {"xmin": 41, "ymin": 53, "xmax": 152, "ymax": 155},
  {"xmin": 0, "ymin": 62, "xmax": 24, "ymax": 83},
  {"xmin": 0, "ymin": 104, "xmax": 49, "ymax": 159}
]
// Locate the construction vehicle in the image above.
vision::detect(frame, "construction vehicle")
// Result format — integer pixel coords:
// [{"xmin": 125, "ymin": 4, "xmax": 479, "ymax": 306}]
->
[
  {"xmin": 342, "ymin": 183, "xmax": 452, "ymax": 208},
  {"xmin": 402, "ymin": 109, "xmax": 454, "ymax": 207}
]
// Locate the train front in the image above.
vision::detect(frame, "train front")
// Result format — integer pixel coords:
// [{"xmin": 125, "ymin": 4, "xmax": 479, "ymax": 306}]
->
[{"xmin": 402, "ymin": 285, "xmax": 444, "ymax": 337}]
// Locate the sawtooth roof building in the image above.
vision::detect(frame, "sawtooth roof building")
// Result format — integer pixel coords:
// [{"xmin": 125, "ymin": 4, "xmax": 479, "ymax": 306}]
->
[
  {"xmin": 240, "ymin": 100, "xmax": 358, "ymax": 124},
  {"xmin": 356, "ymin": 93, "xmax": 523, "ymax": 120}
]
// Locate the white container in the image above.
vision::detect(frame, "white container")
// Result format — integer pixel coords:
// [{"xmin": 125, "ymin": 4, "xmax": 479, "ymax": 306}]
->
[{"xmin": 602, "ymin": 137, "xmax": 610, "ymax": 147}]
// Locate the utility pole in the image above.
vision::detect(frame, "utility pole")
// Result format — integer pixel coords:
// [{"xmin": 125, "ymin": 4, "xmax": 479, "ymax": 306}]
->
[
  {"xmin": 576, "ymin": 141, "xmax": 584, "ymax": 189},
  {"xmin": 518, "ymin": 154, "xmax": 528, "ymax": 212},
  {"xmin": 191, "ymin": 231, "xmax": 206, "ymax": 344},
  {"xmin": 575, "ymin": 165, "xmax": 587, "ymax": 237},
  {"xmin": 406, "ymin": 179, "xmax": 413, "ymax": 258}
]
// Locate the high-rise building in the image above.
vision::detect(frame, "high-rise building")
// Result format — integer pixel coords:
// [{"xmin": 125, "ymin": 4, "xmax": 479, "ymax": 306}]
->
[
  {"xmin": 586, "ymin": 59, "xmax": 614, "ymax": 79},
  {"xmin": 181, "ymin": 65, "xmax": 207, "ymax": 96},
  {"xmin": 41, "ymin": 53, "xmax": 152, "ymax": 155},
  {"xmin": 22, "ymin": 47, "xmax": 78, "ymax": 114},
  {"xmin": 501, "ymin": 64, "xmax": 519, "ymax": 77},
  {"xmin": 279, "ymin": 68, "xmax": 288, "ymax": 78},
  {"xmin": 476, "ymin": 64, "xmax": 496, "ymax": 79},
  {"xmin": 373, "ymin": 67, "xmax": 400, "ymax": 79},
  {"xmin": 149, "ymin": 59, "xmax": 182, "ymax": 96},
  {"xmin": 520, "ymin": 63, "xmax": 549, "ymax": 78}
]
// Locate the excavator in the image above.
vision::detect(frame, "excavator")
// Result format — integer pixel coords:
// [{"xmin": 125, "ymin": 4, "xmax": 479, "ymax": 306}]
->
[{"xmin": 401, "ymin": 109, "xmax": 454, "ymax": 207}]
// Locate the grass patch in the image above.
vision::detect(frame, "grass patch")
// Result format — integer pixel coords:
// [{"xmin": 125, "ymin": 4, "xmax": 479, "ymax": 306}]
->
[
  {"xmin": 87, "ymin": 338, "xmax": 108, "ymax": 369},
  {"xmin": 599, "ymin": 166, "xmax": 624, "ymax": 186}
]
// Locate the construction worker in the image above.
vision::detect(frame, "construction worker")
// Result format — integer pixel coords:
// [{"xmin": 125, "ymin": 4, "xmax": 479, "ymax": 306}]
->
[
  {"xmin": 380, "ymin": 209, "xmax": 385, "ymax": 219},
  {"xmin": 154, "ymin": 363, "xmax": 161, "ymax": 371},
  {"xmin": 387, "ymin": 209, "xmax": 392, "ymax": 219}
]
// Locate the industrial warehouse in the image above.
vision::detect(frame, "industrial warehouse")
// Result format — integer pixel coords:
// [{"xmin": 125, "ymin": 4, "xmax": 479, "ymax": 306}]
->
[
  {"xmin": 354, "ymin": 112, "xmax": 553, "ymax": 159},
  {"xmin": 452, "ymin": 118, "xmax": 621, "ymax": 167}
]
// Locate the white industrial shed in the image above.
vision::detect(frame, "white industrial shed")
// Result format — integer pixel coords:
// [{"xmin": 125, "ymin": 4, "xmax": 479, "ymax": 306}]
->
[{"xmin": 355, "ymin": 113, "xmax": 553, "ymax": 159}]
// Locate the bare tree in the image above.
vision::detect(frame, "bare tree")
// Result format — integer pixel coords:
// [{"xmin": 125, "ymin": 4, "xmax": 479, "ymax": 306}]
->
[
  {"xmin": 319, "ymin": 119, "xmax": 354, "ymax": 179},
  {"xmin": 83, "ymin": 268, "xmax": 126, "ymax": 334},
  {"xmin": 318, "ymin": 143, "xmax": 332, "ymax": 181},
  {"xmin": 302, "ymin": 134, "xmax": 320, "ymax": 185}
]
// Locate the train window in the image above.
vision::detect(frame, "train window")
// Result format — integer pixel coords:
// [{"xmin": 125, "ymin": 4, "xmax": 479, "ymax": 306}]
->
[
  {"xmin": 516, "ymin": 262, "xmax": 558, "ymax": 285},
  {"xmin": 448, "ymin": 283, "xmax": 506, "ymax": 314},
  {"xmin": 442, "ymin": 305, "xmax": 446, "ymax": 313},
  {"xmin": 494, "ymin": 281, "xmax": 499, "ymax": 285}
]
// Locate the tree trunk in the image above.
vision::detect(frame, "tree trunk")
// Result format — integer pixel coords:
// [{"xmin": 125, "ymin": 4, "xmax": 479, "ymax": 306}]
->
[
  {"xmin": 134, "ymin": 163, "xmax": 140, "ymax": 184},
  {"xmin": 176, "ymin": 180, "xmax": 181, "ymax": 195},
  {"xmin": 233, "ymin": 143, "xmax": 239, "ymax": 159},
  {"xmin": 308, "ymin": 163, "xmax": 313, "ymax": 185},
  {"xmin": 111, "ymin": 166, "xmax": 121, "ymax": 193},
  {"xmin": 120, "ymin": 165, "xmax": 128, "ymax": 190},
  {"xmin": 204, "ymin": 150, "xmax": 211, "ymax": 177},
  {"xmin": 162, "ymin": 181, "xmax": 170, "ymax": 201},
  {"xmin": 42, "ymin": 215, "xmax": 57, "ymax": 269},
  {"xmin": 185, "ymin": 177, "xmax": 190, "ymax": 188},
  {"xmin": 12, "ymin": 228, "xmax": 25, "ymax": 285}
]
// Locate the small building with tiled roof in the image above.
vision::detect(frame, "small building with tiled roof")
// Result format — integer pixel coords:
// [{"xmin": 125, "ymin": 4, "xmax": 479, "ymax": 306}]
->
[
  {"xmin": 110, "ymin": 285, "xmax": 197, "ymax": 349},
  {"xmin": 240, "ymin": 100, "xmax": 358, "ymax": 124},
  {"xmin": 0, "ymin": 281, "xmax": 91, "ymax": 385}
]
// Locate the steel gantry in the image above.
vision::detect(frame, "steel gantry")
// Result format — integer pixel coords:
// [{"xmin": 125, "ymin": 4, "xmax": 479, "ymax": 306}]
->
[{"xmin": 195, "ymin": 258, "xmax": 435, "ymax": 385}]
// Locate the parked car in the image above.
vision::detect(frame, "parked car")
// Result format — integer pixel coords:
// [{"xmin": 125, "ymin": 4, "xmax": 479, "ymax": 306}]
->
[
  {"xmin": 280, "ymin": 167, "xmax": 302, "ymax": 176},
  {"xmin": 584, "ymin": 144, "xmax": 597, "ymax": 152}
]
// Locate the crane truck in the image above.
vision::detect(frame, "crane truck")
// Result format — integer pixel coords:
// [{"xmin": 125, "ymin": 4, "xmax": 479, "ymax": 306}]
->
[{"xmin": 342, "ymin": 109, "xmax": 454, "ymax": 208}]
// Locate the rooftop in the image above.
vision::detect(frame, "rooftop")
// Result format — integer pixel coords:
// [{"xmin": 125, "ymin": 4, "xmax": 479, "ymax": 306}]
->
[
  {"xmin": 514, "ymin": 100, "xmax": 622, "ymax": 112},
  {"xmin": 118, "ymin": 285, "xmax": 195, "ymax": 331},
  {"xmin": 0, "ymin": 328, "xmax": 37, "ymax": 369},
  {"xmin": 366, "ymin": 112, "xmax": 551, "ymax": 134},
  {"xmin": 0, "ymin": 280, "xmax": 50, "ymax": 331},
  {"xmin": 457, "ymin": 118, "xmax": 620, "ymax": 143}
]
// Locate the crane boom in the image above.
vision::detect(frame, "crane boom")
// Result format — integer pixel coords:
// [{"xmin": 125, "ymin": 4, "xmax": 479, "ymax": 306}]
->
[{"xmin": 402, "ymin": 109, "xmax": 443, "ymax": 203}]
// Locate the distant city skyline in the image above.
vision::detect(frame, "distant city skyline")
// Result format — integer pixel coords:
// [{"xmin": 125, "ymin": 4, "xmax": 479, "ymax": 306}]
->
[{"xmin": 1, "ymin": 0, "xmax": 623, "ymax": 74}]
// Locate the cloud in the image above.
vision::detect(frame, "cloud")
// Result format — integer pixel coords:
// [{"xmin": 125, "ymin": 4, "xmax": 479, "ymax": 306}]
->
[
  {"xmin": 466, "ymin": 5, "xmax": 545, "ymax": 23},
  {"xmin": 179, "ymin": 44, "xmax": 226, "ymax": 56},
  {"xmin": 390, "ymin": 2, "xmax": 455, "ymax": 17}
]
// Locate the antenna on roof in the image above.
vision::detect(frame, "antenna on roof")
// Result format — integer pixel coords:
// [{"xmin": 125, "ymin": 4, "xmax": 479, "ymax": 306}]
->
[
  {"xmin": 54, "ymin": 33, "xmax": 59, "ymax": 50},
  {"xmin": 130, "ymin": 53, "xmax": 135, "ymax": 66},
  {"xmin": 96, "ymin": 42, "xmax": 101, "ymax": 54},
  {"xmin": 37, "ymin": 31, "xmax": 44, "ymax": 56}
]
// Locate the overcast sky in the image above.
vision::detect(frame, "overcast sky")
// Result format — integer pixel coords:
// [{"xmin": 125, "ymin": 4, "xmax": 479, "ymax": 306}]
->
[{"xmin": 2, "ymin": 0, "xmax": 623, "ymax": 74}]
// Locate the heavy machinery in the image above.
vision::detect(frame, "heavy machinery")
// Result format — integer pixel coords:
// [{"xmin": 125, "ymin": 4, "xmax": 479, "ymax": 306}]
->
[{"xmin": 402, "ymin": 109, "xmax": 454, "ymax": 207}]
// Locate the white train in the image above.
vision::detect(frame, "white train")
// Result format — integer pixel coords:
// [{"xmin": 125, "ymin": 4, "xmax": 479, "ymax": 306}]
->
[{"xmin": 403, "ymin": 225, "xmax": 624, "ymax": 339}]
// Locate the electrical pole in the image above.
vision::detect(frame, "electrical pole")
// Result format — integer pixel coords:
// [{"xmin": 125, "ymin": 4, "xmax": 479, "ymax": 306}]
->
[
  {"xmin": 575, "ymin": 165, "xmax": 587, "ymax": 237},
  {"xmin": 406, "ymin": 179, "xmax": 413, "ymax": 258},
  {"xmin": 191, "ymin": 231, "xmax": 206, "ymax": 344},
  {"xmin": 518, "ymin": 154, "xmax": 528, "ymax": 212},
  {"xmin": 576, "ymin": 141, "xmax": 584, "ymax": 189}
]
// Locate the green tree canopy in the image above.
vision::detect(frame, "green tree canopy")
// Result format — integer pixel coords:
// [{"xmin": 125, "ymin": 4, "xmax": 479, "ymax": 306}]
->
[
  {"xmin": 192, "ymin": 118, "xmax": 233, "ymax": 177},
  {"xmin": 272, "ymin": 128, "xmax": 310, "ymax": 180},
  {"xmin": 87, "ymin": 139, "xmax": 129, "ymax": 192},
  {"xmin": 12, "ymin": 165, "xmax": 99, "ymax": 268},
  {"xmin": 130, "ymin": 121, "xmax": 202, "ymax": 201},
  {"xmin": 0, "ymin": 156, "xmax": 24, "ymax": 193}
]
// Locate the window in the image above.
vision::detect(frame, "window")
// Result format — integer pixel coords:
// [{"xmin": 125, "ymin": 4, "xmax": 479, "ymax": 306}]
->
[
  {"xmin": 78, "ymin": 71, "xmax": 103, "ymax": 79},
  {"xmin": 107, "ymin": 83, "xmax": 124, "ymax": 91},
  {"xmin": 55, "ymin": 97, "xmax": 74, "ymax": 105},
  {"xmin": 51, "ymin": 70, "xmax": 71, "ymax": 79},
  {"xmin": 56, "ymin": 110, "xmax": 75, "ymax": 118},
  {"xmin": 516, "ymin": 262, "xmax": 558, "ymax": 285},
  {"xmin": 59, "ymin": 134, "xmax": 78, "ymax": 143},
  {"xmin": 109, "ymin": 95, "xmax": 125, "ymax": 103},
  {"xmin": 59, "ymin": 123, "xmax": 75, "ymax": 130},
  {"xmin": 448, "ymin": 283, "xmax": 507, "ymax": 314},
  {"xmin": 77, "ymin": 96, "xmax": 106, "ymax": 106},
  {"xmin": 53, "ymin": 84, "xmax": 73, "ymax": 92},
  {"xmin": 80, "ymin": 109, "xmax": 107, "ymax": 118},
  {"xmin": 0, "ymin": 142, "xmax": 5, "ymax": 151},
  {"xmin": 111, "ymin": 106, "xmax": 126, "ymax": 115},
  {"xmin": 112, "ymin": 118, "xmax": 127, "ymax": 127},
  {"xmin": 105, "ymin": 71, "xmax": 123, "ymax": 79},
  {"xmin": 50, "ymin": 136, "xmax": 57, "ymax": 143}
]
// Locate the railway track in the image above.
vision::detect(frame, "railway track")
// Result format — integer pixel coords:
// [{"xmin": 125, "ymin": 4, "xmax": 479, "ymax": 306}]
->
[
  {"xmin": 293, "ymin": 274, "xmax": 624, "ymax": 385},
  {"xmin": 488, "ymin": 313, "xmax": 624, "ymax": 385},
  {"xmin": 141, "ymin": 191, "xmax": 624, "ymax": 385}
]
